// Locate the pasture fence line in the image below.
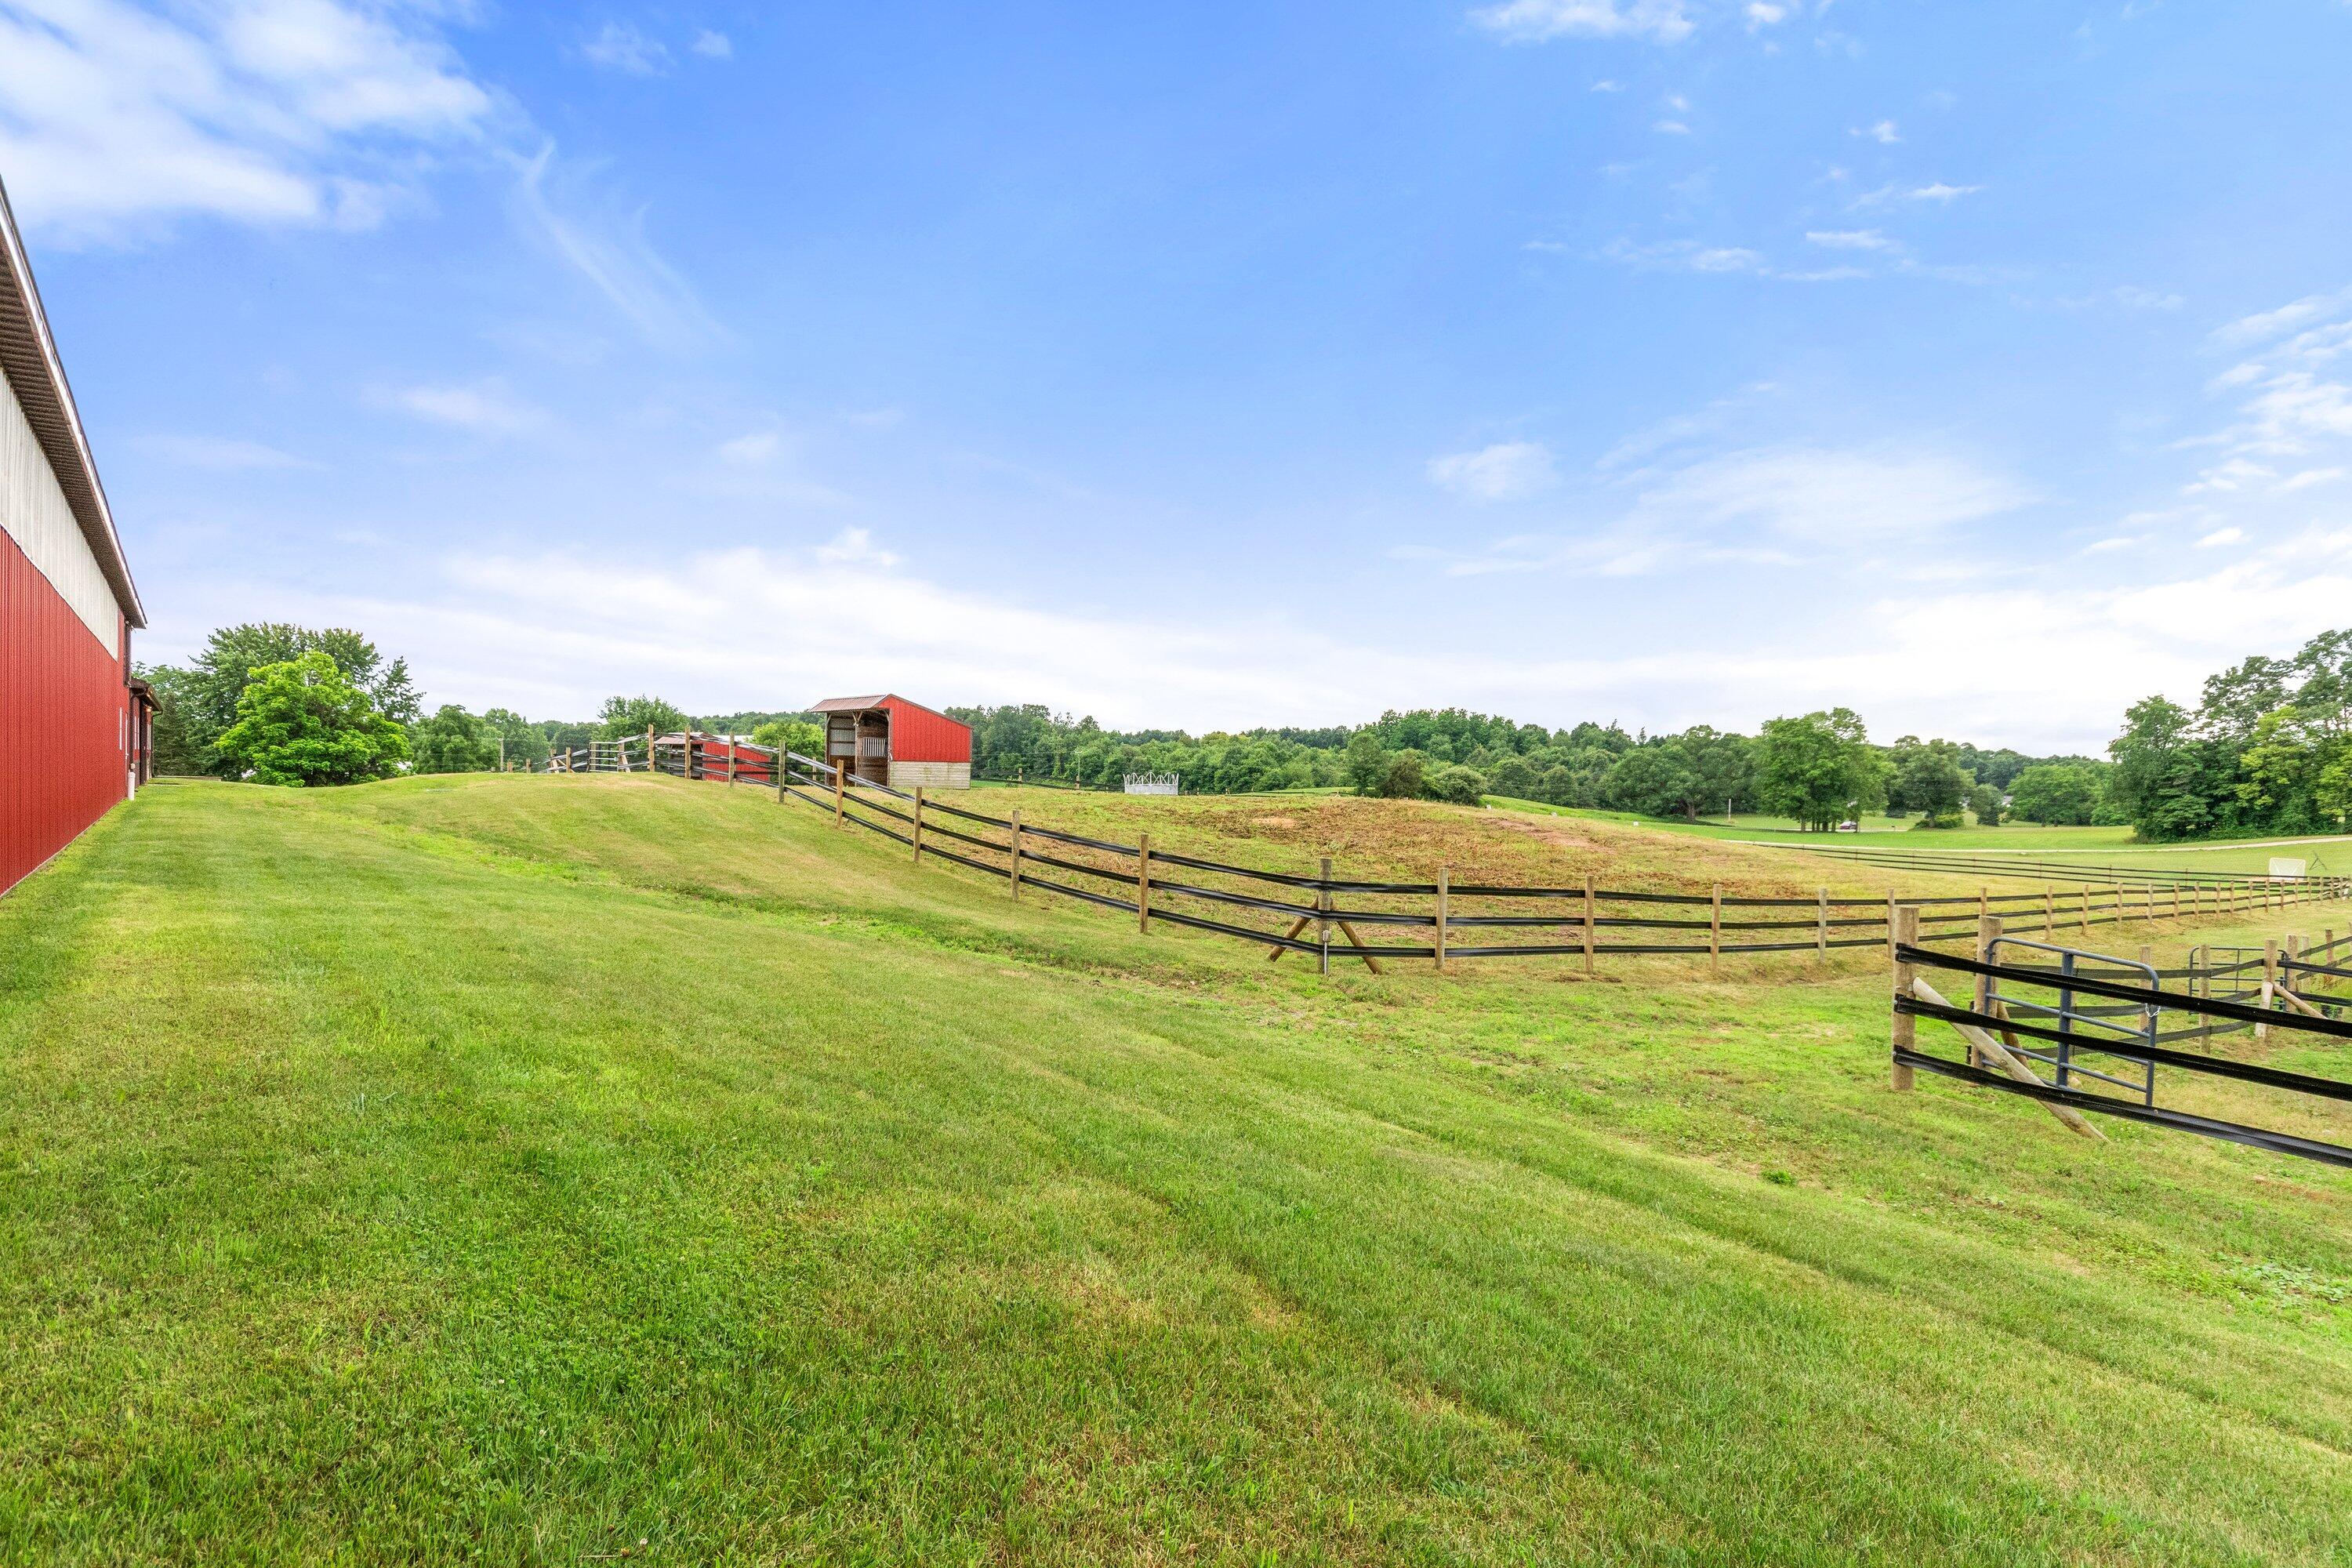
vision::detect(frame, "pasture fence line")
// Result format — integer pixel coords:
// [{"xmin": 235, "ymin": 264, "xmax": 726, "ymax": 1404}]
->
[
  {"xmin": 1784, "ymin": 840, "xmax": 2303, "ymax": 890},
  {"xmin": 753, "ymin": 750, "xmax": 2348, "ymax": 977}
]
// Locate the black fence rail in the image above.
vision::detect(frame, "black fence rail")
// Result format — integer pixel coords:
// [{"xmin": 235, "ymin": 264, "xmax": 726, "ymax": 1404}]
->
[
  {"xmin": 761, "ymin": 751, "xmax": 2349, "ymax": 975},
  {"xmin": 1890, "ymin": 911, "xmax": 2352, "ymax": 1168}
]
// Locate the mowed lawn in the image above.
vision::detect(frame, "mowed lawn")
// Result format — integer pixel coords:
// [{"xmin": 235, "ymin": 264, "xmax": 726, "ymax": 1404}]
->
[{"xmin": 3, "ymin": 777, "xmax": 2351, "ymax": 1564}]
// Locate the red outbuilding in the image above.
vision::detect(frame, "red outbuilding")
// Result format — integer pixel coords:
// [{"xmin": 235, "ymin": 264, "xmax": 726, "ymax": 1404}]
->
[
  {"xmin": 2, "ymin": 178, "xmax": 147, "ymax": 898},
  {"xmin": 810, "ymin": 695, "xmax": 972, "ymax": 790}
]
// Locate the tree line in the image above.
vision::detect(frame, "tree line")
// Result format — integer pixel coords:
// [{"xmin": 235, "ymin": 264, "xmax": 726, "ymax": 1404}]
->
[
  {"xmin": 138, "ymin": 620, "xmax": 2352, "ymax": 842},
  {"xmin": 951, "ymin": 702, "xmax": 2105, "ymax": 829}
]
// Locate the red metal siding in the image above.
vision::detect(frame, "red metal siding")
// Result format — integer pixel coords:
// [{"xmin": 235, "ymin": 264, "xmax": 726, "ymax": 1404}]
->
[
  {"xmin": 698, "ymin": 738, "xmax": 775, "ymax": 784},
  {"xmin": 2, "ymin": 523, "xmax": 125, "ymax": 895},
  {"xmin": 881, "ymin": 698, "xmax": 971, "ymax": 764}
]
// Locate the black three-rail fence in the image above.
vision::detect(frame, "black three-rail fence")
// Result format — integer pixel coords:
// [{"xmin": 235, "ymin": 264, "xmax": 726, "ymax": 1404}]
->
[
  {"xmin": 744, "ymin": 749, "xmax": 2346, "ymax": 975},
  {"xmin": 1891, "ymin": 903, "xmax": 2352, "ymax": 1167}
]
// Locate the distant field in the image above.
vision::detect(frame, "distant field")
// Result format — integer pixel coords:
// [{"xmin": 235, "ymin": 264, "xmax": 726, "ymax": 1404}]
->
[
  {"xmin": 5, "ymin": 775, "xmax": 2350, "ymax": 1562},
  {"xmin": 1486, "ymin": 798, "xmax": 2352, "ymax": 879}
]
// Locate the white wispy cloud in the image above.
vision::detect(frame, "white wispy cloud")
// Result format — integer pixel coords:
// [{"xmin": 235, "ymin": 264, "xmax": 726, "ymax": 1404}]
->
[
  {"xmin": 136, "ymin": 434, "xmax": 319, "ymax": 470},
  {"xmin": 1427, "ymin": 441, "xmax": 1559, "ymax": 502},
  {"xmin": 690, "ymin": 29, "xmax": 733, "ymax": 60},
  {"xmin": 1470, "ymin": 0, "xmax": 1694, "ymax": 44},
  {"xmin": 1744, "ymin": 2, "xmax": 1787, "ymax": 29},
  {"xmin": 718, "ymin": 431, "xmax": 782, "ymax": 466},
  {"xmin": 509, "ymin": 144, "xmax": 725, "ymax": 354},
  {"xmin": 1853, "ymin": 181, "xmax": 1983, "ymax": 209},
  {"xmin": 1858, "ymin": 118, "xmax": 1900, "ymax": 143},
  {"xmin": 1632, "ymin": 444, "xmax": 2032, "ymax": 546},
  {"xmin": 1600, "ymin": 238, "xmax": 1866, "ymax": 283},
  {"xmin": 0, "ymin": 0, "xmax": 493, "ymax": 241},
  {"xmin": 579, "ymin": 22, "xmax": 670, "ymax": 75},
  {"xmin": 383, "ymin": 380, "xmax": 549, "ymax": 436},
  {"xmin": 1806, "ymin": 228, "xmax": 1893, "ymax": 250},
  {"xmin": 2197, "ymin": 526, "xmax": 2244, "ymax": 547}
]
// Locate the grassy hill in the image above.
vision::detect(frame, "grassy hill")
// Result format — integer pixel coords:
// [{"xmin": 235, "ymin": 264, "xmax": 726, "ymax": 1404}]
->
[{"xmin": 4, "ymin": 774, "xmax": 2350, "ymax": 1563}]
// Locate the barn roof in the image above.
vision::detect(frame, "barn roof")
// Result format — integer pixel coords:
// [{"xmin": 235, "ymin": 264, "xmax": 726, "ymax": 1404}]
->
[
  {"xmin": 0, "ymin": 177, "xmax": 142, "ymax": 628},
  {"xmin": 810, "ymin": 693, "xmax": 970, "ymax": 728}
]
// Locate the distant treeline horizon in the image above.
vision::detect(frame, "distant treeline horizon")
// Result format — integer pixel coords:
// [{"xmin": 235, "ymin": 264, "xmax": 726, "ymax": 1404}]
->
[{"xmin": 143, "ymin": 623, "xmax": 2352, "ymax": 840}]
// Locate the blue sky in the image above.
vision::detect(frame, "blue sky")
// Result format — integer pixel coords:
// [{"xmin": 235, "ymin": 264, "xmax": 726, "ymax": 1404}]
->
[{"xmin": 5, "ymin": 0, "xmax": 2351, "ymax": 750}]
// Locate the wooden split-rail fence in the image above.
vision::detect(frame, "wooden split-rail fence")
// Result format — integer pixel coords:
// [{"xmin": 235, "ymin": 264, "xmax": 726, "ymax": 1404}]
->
[{"xmin": 725, "ymin": 750, "xmax": 2347, "ymax": 977}]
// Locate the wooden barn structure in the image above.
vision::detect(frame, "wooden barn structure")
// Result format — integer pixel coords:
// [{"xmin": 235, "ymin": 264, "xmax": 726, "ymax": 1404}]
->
[
  {"xmin": 811, "ymin": 695, "xmax": 971, "ymax": 790},
  {"xmin": 1, "ymin": 177, "xmax": 148, "ymax": 898}
]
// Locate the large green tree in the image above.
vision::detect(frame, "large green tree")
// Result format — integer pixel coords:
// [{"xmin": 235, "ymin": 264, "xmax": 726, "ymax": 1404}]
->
[
  {"xmin": 2008, "ymin": 763, "xmax": 2108, "ymax": 826},
  {"xmin": 751, "ymin": 718, "xmax": 824, "ymax": 760},
  {"xmin": 410, "ymin": 705, "xmax": 500, "ymax": 775},
  {"xmin": 215, "ymin": 652, "xmax": 408, "ymax": 786},
  {"xmin": 483, "ymin": 708, "xmax": 550, "ymax": 770},
  {"xmin": 1891, "ymin": 736, "xmax": 1973, "ymax": 823},
  {"xmin": 597, "ymin": 695, "xmax": 690, "ymax": 741},
  {"xmin": 160, "ymin": 624, "xmax": 419, "ymax": 777},
  {"xmin": 1755, "ymin": 709, "xmax": 1888, "ymax": 831}
]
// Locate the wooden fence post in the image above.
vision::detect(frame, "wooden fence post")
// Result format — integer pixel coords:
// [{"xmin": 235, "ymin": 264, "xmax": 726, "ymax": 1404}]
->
[
  {"xmin": 1137, "ymin": 832, "xmax": 1152, "ymax": 933},
  {"xmin": 1318, "ymin": 856, "xmax": 1334, "ymax": 977},
  {"xmin": 1435, "ymin": 862, "xmax": 1449, "ymax": 973},
  {"xmin": 1010, "ymin": 811, "xmax": 1024, "ymax": 902},
  {"xmin": 912, "ymin": 786, "xmax": 925, "ymax": 863},
  {"xmin": 1709, "ymin": 882, "xmax": 1722, "ymax": 978},
  {"xmin": 1582, "ymin": 875, "xmax": 1596, "ymax": 977},
  {"xmin": 1817, "ymin": 887, "xmax": 1828, "ymax": 956},
  {"xmin": 728, "ymin": 741, "xmax": 737, "ymax": 788},
  {"xmin": 775, "ymin": 747, "xmax": 786, "ymax": 803},
  {"xmin": 1891, "ymin": 904, "xmax": 1919, "ymax": 1092},
  {"xmin": 2078, "ymin": 886, "xmax": 2089, "ymax": 939},
  {"xmin": 1886, "ymin": 892, "xmax": 1897, "ymax": 960},
  {"xmin": 1974, "ymin": 913, "xmax": 2003, "ymax": 1070},
  {"xmin": 2259, "ymin": 938, "xmax": 2278, "ymax": 1044},
  {"xmin": 646, "ymin": 726, "xmax": 655, "ymax": 776},
  {"xmin": 2043, "ymin": 887, "xmax": 2054, "ymax": 937},
  {"xmin": 833, "ymin": 760, "xmax": 844, "ymax": 828}
]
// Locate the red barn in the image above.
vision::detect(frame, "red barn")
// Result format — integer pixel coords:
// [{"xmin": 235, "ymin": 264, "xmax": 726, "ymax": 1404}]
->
[
  {"xmin": 2, "ymin": 179, "xmax": 147, "ymax": 898},
  {"xmin": 810, "ymin": 695, "xmax": 971, "ymax": 790}
]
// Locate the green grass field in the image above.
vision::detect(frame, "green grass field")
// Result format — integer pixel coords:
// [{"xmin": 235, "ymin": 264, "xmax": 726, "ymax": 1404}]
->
[{"xmin": 5, "ymin": 775, "xmax": 2352, "ymax": 1563}]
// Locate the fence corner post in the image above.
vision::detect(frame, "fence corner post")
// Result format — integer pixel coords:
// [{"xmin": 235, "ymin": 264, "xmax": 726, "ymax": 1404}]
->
[
  {"xmin": 1891, "ymin": 904, "xmax": 1919, "ymax": 1092},
  {"xmin": 913, "ymin": 785, "xmax": 925, "ymax": 863}
]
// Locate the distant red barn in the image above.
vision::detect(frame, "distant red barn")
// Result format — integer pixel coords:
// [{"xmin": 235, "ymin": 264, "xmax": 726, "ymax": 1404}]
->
[
  {"xmin": 810, "ymin": 695, "xmax": 971, "ymax": 790},
  {"xmin": 2, "ymin": 178, "xmax": 148, "ymax": 898}
]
